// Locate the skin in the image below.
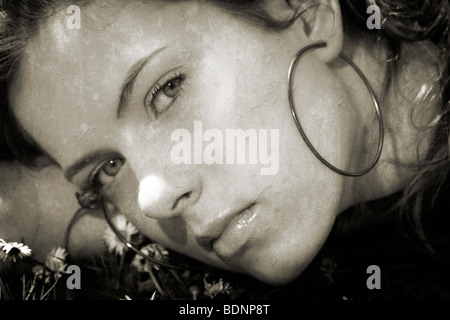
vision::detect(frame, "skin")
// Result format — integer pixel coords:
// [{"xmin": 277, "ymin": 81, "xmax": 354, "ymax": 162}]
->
[
  {"xmin": 0, "ymin": 161, "xmax": 108, "ymax": 263},
  {"xmin": 6, "ymin": 0, "xmax": 441, "ymax": 285}
]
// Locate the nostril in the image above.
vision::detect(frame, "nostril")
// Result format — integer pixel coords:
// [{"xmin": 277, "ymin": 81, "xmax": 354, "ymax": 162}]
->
[{"xmin": 171, "ymin": 191, "xmax": 192, "ymax": 211}]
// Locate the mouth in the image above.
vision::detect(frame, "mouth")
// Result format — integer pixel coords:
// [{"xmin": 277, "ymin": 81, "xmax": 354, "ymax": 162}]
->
[{"xmin": 195, "ymin": 203, "xmax": 258, "ymax": 262}]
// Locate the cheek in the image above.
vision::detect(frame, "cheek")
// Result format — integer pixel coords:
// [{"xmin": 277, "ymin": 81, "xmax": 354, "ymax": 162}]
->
[
  {"xmin": 236, "ymin": 189, "xmax": 340, "ymax": 285},
  {"xmin": 103, "ymin": 165, "xmax": 140, "ymax": 217},
  {"xmin": 239, "ymin": 142, "xmax": 345, "ymax": 283}
]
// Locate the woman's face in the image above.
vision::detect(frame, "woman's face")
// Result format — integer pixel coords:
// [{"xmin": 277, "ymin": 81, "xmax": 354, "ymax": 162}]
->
[{"xmin": 10, "ymin": 1, "xmax": 361, "ymax": 284}]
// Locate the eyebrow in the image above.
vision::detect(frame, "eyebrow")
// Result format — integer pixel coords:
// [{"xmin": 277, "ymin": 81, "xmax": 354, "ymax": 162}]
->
[
  {"xmin": 64, "ymin": 47, "xmax": 166, "ymax": 182},
  {"xmin": 117, "ymin": 46, "xmax": 167, "ymax": 119},
  {"xmin": 64, "ymin": 149, "xmax": 120, "ymax": 182}
]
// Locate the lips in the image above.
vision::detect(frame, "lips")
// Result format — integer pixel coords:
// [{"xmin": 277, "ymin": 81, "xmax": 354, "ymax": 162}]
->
[{"xmin": 194, "ymin": 203, "xmax": 258, "ymax": 261}]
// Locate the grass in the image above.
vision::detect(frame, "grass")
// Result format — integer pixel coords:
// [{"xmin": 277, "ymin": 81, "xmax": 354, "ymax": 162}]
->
[{"xmin": 2, "ymin": 194, "xmax": 450, "ymax": 300}]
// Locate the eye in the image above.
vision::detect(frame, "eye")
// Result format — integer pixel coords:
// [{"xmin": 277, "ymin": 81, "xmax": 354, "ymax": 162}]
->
[
  {"xmin": 146, "ymin": 72, "xmax": 184, "ymax": 118},
  {"xmin": 95, "ymin": 157, "xmax": 125, "ymax": 188}
]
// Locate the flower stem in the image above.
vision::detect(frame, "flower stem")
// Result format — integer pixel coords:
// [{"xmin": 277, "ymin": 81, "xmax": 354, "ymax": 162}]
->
[
  {"xmin": 148, "ymin": 268, "xmax": 164, "ymax": 297},
  {"xmin": 40, "ymin": 277, "xmax": 59, "ymax": 300}
]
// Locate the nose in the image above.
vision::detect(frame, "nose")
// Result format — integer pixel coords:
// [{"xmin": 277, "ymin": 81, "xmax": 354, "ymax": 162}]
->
[{"xmin": 138, "ymin": 174, "xmax": 201, "ymax": 220}]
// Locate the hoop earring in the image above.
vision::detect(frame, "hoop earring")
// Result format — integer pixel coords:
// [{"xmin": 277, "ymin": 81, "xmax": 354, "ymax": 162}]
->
[{"xmin": 287, "ymin": 42, "xmax": 384, "ymax": 177}]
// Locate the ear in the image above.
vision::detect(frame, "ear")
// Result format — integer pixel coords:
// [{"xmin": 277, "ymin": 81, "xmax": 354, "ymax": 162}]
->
[
  {"xmin": 300, "ymin": 0, "xmax": 343, "ymax": 62},
  {"xmin": 263, "ymin": 0, "xmax": 344, "ymax": 63}
]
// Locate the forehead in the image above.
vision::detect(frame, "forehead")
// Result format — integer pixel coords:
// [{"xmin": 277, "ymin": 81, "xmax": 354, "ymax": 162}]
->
[
  {"xmin": 17, "ymin": 1, "xmax": 196, "ymax": 88},
  {"xmin": 10, "ymin": 0, "xmax": 212, "ymax": 166}
]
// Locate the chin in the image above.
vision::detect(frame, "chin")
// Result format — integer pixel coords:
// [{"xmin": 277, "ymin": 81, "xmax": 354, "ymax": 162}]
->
[
  {"xmin": 243, "ymin": 259, "xmax": 309, "ymax": 286},
  {"xmin": 252, "ymin": 269, "xmax": 305, "ymax": 286}
]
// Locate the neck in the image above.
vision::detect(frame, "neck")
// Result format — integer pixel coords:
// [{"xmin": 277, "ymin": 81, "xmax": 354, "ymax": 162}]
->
[{"xmin": 340, "ymin": 28, "xmax": 442, "ymax": 211}]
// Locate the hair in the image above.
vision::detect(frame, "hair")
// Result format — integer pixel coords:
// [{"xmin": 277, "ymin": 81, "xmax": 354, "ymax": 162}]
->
[{"xmin": 1, "ymin": 0, "xmax": 450, "ymax": 260}]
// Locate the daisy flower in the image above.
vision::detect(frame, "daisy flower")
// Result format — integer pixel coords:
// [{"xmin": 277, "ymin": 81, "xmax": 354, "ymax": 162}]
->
[
  {"xmin": 45, "ymin": 247, "xmax": 68, "ymax": 275},
  {"xmin": 131, "ymin": 243, "xmax": 169, "ymax": 272},
  {"xmin": 130, "ymin": 254, "xmax": 146, "ymax": 272},
  {"xmin": 102, "ymin": 215, "xmax": 138, "ymax": 256},
  {"xmin": 141, "ymin": 244, "xmax": 169, "ymax": 261},
  {"xmin": 31, "ymin": 264, "xmax": 54, "ymax": 285},
  {"xmin": 32, "ymin": 264, "xmax": 45, "ymax": 278},
  {"xmin": 0, "ymin": 238, "xmax": 32, "ymax": 263},
  {"xmin": 204, "ymin": 278, "xmax": 232, "ymax": 299}
]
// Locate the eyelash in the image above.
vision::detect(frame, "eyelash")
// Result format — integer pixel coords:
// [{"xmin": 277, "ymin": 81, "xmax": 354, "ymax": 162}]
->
[
  {"xmin": 150, "ymin": 71, "xmax": 183, "ymax": 97},
  {"xmin": 80, "ymin": 156, "xmax": 120, "ymax": 192},
  {"xmin": 77, "ymin": 156, "xmax": 122, "ymax": 209},
  {"xmin": 147, "ymin": 71, "xmax": 184, "ymax": 117}
]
